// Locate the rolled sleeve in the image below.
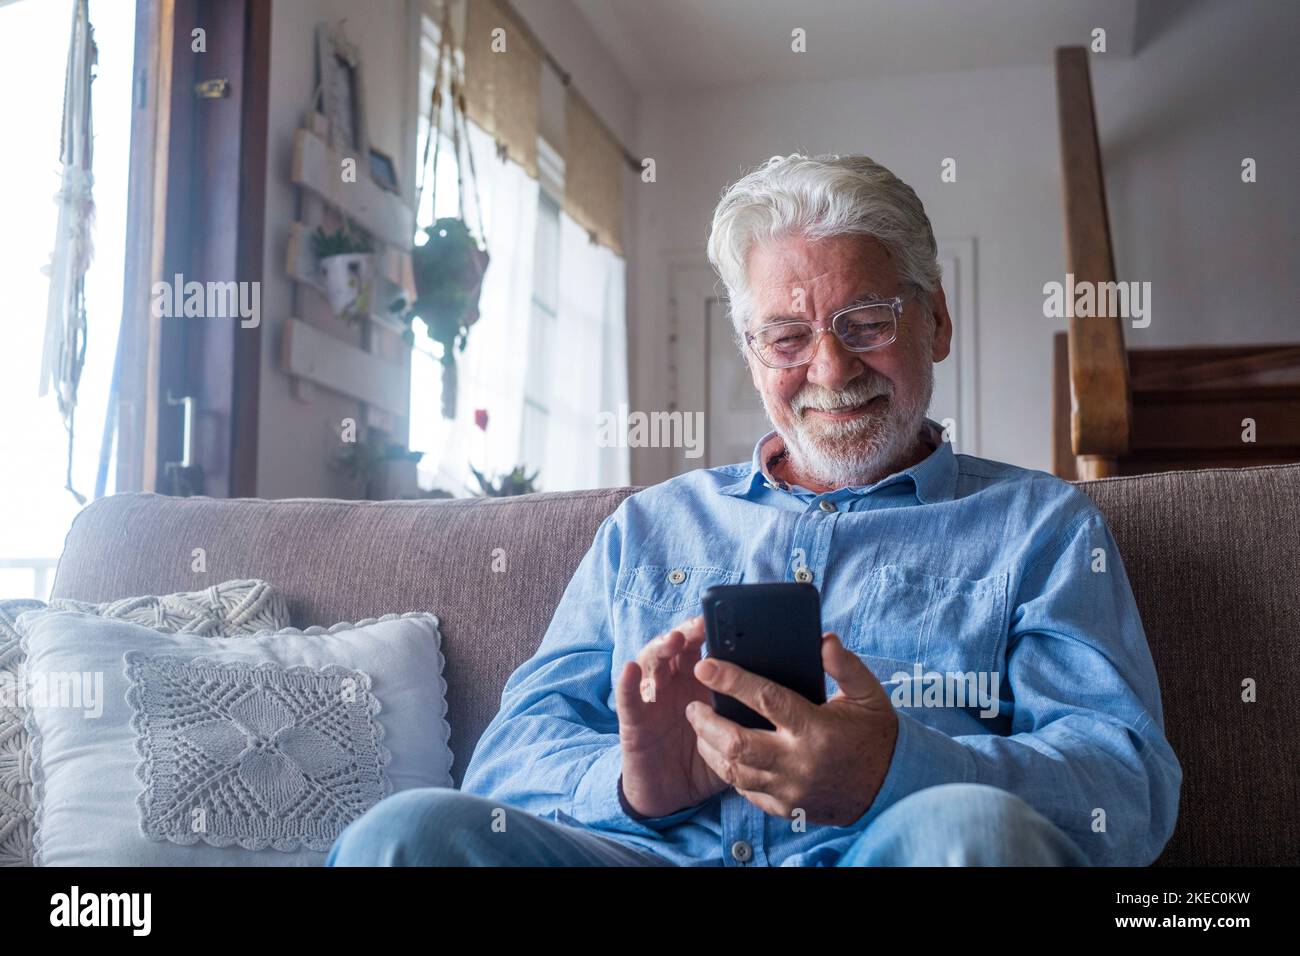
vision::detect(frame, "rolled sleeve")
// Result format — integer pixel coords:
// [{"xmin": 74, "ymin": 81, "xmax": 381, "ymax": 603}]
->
[
  {"xmin": 850, "ymin": 710, "xmax": 977, "ymax": 828},
  {"xmin": 569, "ymin": 744, "xmax": 710, "ymax": 835}
]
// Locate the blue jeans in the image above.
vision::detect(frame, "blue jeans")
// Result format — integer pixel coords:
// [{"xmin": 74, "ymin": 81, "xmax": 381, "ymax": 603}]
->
[{"xmin": 326, "ymin": 783, "xmax": 1089, "ymax": 866}]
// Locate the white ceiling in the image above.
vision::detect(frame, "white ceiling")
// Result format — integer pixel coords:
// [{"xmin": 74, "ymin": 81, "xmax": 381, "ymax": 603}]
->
[{"xmin": 570, "ymin": 0, "xmax": 1139, "ymax": 93}]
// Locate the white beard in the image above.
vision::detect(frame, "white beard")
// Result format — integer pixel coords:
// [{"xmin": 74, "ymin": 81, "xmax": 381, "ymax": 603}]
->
[{"xmin": 761, "ymin": 362, "xmax": 935, "ymax": 489}]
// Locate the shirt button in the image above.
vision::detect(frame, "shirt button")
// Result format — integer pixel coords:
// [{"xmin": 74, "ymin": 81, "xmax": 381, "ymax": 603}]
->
[
  {"xmin": 794, "ymin": 567, "xmax": 813, "ymax": 584},
  {"xmin": 762, "ymin": 481, "xmax": 777, "ymax": 490},
  {"xmin": 730, "ymin": 840, "xmax": 753, "ymax": 863},
  {"xmin": 819, "ymin": 499, "xmax": 837, "ymax": 513},
  {"xmin": 667, "ymin": 568, "xmax": 686, "ymax": 585}
]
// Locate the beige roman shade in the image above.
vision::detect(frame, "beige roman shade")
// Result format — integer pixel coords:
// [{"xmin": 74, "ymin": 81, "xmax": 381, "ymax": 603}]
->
[
  {"xmin": 563, "ymin": 87, "xmax": 624, "ymax": 256},
  {"xmin": 462, "ymin": 0, "xmax": 540, "ymax": 178}
]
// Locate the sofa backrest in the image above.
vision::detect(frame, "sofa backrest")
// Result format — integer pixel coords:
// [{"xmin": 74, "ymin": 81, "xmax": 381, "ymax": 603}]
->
[
  {"xmin": 1075, "ymin": 464, "xmax": 1299, "ymax": 865},
  {"xmin": 50, "ymin": 464, "xmax": 1300, "ymax": 865}
]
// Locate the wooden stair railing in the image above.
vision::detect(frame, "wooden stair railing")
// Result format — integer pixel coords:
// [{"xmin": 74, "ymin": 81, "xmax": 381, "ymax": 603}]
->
[
  {"xmin": 1054, "ymin": 46, "xmax": 1131, "ymax": 480},
  {"xmin": 1050, "ymin": 46, "xmax": 1300, "ymax": 479},
  {"xmin": 1054, "ymin": 336, "xmax": 1300, "ymax": 478}
]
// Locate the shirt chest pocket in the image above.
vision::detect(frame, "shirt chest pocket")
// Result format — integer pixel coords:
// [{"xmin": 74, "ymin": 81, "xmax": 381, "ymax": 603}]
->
[
  {"xmin": 615, "ymin": 564, "xmax": 741, "ymax": 615},
  {"xmin": 845, "ymin": 565, "xmax": 1009, "ymax": 682}
]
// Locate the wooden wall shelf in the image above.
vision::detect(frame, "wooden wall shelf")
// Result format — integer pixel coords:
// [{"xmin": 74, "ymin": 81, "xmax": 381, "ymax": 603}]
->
[{"xmin": 280, "ymin": 317, "xmax": 408, "ymax": 415}]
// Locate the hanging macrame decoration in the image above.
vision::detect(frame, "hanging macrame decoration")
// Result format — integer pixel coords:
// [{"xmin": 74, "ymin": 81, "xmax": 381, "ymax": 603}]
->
[
  {"xmin": 408, "ymin": 4, "xmax": 490, "ymax": 420},
  {"xmin": 39, "ymin": 0, "xmax": 97, "ymax": 504}
]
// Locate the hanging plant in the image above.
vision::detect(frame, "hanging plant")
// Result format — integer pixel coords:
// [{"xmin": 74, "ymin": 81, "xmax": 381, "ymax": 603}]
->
[
  {"xmin": 408, "ymin": 216, "xmax": 489, "ymax": 412},
  {"xmin": 409, "ymin": 3, "xmax": 490, "ymax": 419}
]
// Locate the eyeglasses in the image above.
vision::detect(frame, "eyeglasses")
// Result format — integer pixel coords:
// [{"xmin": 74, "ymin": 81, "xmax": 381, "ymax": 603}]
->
[{"xmin": 743, "ymin": 291, "xmax": 916, "ymax": 369}]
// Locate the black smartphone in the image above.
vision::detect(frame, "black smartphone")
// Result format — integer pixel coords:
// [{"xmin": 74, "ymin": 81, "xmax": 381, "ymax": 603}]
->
[{"xmin": 700, "ymin": 582, "xmax": 826, "ymax": 731}]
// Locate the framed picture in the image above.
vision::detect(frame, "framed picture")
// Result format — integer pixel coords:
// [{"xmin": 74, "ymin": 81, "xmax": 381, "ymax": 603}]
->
[
  {"xmin": 316, "ymin": 22, "xmax": 369, "ymax": 161},
  {"xmin": 369, "ymin": 148, "xmax": 399, "ymax": 194}
]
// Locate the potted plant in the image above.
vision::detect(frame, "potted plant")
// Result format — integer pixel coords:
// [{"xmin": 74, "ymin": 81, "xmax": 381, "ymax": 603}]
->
[
  {"xmin": 334, "ymin": 430, "xmax": 426, "ymax": 500},
  {"xmin": 468, "ymin": 464, "xmax": 540, "ymax": 498},
  {"xmin": 312, "ymin": 223, "xmax": 375, "ymax": 323}
]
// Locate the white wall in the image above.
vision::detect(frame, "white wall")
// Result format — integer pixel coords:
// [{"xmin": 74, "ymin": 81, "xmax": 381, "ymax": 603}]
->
[
  {"xmin": 628, "ymin": 0, "xmax": 1300, "ymax": 478},
  {"xmin": 255, "ymin": 0, "xmax": 419, "ymax": 498},
  {"xmin": 1100, "ymin": 0, "xmax": 1299, "ymax": 349}
]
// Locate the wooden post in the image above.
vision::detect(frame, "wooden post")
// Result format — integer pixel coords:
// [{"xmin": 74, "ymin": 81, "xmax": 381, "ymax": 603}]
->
[
  {"xmin": 1051, "ymin": 332, "xmax": 1077, "ymax": 479},
  {"xmin": 1055, "ymin": 46, "xmax": 1130, "ymax": 478}
]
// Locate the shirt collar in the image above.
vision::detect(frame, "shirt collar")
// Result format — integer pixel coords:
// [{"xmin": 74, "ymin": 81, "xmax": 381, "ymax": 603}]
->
[{"xmin": 718, "ymin": 418, "xmax": 958, "ymax": 504}]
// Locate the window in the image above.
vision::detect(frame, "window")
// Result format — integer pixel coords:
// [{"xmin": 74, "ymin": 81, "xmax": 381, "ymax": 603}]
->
[
  {"xmin": 409, "ymin": 12, "xmax": 540, "ymax": 495},
  {"xmin": 0, "ymin": 0, "xmax": 136, "ymax": 598},
  {"xmin": 517, "ymin": 137, "xmax": 567, "ymax": 488},
  {"xmin": 407, "ymin": 9, "xmax": 628, "ymax": 496}
]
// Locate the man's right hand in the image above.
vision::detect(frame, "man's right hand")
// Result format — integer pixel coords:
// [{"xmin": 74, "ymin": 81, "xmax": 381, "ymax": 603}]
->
[{"xmin": 615, "ymin": 615, "xmax": 729, "ymax": 818}]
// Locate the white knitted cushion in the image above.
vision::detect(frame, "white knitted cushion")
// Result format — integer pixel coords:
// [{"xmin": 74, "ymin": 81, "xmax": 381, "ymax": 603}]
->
[
  {"xmin": 0, "ymin": 580, "xmax": 291, "ymax": 866},
  {"xmin": 22, "ymin": 612, "xmax": 451, "ymax": 865}
]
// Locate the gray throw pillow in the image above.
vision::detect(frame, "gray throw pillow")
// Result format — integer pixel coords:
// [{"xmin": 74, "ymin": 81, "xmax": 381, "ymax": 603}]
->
[
  {"xmin": 0, "ymin": 580, "xmax": 291, "ymax": 866},
  {"xmin": 21, "ymin": 611, "xmax": 452, "ymax": 865}
]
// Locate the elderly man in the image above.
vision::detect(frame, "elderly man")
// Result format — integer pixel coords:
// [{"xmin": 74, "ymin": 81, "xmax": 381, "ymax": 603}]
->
[{"xmin": 328, "ymin": 154, "xmax": 1182, "ymax": 867}]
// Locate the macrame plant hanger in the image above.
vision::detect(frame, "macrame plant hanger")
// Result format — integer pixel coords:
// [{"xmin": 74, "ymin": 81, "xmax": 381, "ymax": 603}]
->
[
  {"xmin": 414, "ymin": 2, "xmax": 489, "ymax": 419},
  {"xmin": 40, "ymin": 0, "xmax": 97, "ymax": 504}
]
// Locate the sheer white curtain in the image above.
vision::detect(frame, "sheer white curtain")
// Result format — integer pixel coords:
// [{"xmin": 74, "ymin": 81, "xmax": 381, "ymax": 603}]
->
[
  {"xmin": 543, "ymin": 212, "xmax": 630, "ymax": 491},
  {"xmin": 409, "ymin": 119, "xmax": 539, "ymax": 493}
]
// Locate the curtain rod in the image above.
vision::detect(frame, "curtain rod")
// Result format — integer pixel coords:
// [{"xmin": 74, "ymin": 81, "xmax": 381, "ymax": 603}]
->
[{"xmin": 495, "ymin": 0, "xmax": 645, "ymax": 174}]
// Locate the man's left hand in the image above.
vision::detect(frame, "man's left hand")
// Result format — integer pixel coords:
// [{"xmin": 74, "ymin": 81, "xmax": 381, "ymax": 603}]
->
[{"xmin": 686, "ymin": 631, "xmax": 899, "ymax": 827}]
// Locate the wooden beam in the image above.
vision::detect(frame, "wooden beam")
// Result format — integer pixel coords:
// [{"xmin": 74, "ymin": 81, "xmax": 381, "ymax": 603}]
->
[
  {"xmin": 183, "ymin": 0, "xmax": 265, "ymax": 499},
  {"xmin": 116, "ymin": 0, "xmax": 174, "ymax": 493},
  {"xmin": 152, "ymin": 0, "xmax": 195, "ymax": 492},
  {"xmin": 280, "ymin": 317, "xmax": 408, "ymax": 415},
  {"xmin": 1076, "ymin": 455, "xmax": 1119, "ymax": 480},
  {"xmin": 291, "ymin": 127, "xmax": 415, "ymax": 248},
  {"xmin": 230, "ymin": 0, "xmax": 272, "ymax": 497},
  {"xmin": 1055, "ymin": 46, "xmax": 1131, "ymax": 465},
  {"xmin": 1130, "ymin": 345, "xmax": 1300, "ymax": 390}
]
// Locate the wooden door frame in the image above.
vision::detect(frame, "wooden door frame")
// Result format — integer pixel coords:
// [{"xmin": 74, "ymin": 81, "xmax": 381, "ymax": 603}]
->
[{"xmin": 115, "ymin": 0, "xmax": 270, "ymax": 496}]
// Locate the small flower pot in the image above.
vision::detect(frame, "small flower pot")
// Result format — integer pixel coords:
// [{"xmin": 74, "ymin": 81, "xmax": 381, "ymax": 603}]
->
[
  {"xmin": 365, "ymin": 456, "xmax": 421, "ymax": 500},
  {"xmin": 318, "ymin": 252, "xmax": 375, "ymax": 321}
]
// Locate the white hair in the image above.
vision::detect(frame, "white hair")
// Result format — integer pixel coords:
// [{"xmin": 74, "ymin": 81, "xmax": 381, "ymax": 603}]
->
[{"xmin": 706, "ymin": 153, "xmax": 942, "ymax": 344}]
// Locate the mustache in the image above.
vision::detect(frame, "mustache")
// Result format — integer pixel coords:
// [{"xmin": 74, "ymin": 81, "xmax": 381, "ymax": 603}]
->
[{"xmin": 790, "ymin": 374, "xmax": 893, "ymax": 417}]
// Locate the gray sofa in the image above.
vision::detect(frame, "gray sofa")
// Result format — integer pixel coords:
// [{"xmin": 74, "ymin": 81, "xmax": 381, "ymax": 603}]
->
[{"xmin": 50, "ymin": 464, "xmax": 1300, "ymax": 865}]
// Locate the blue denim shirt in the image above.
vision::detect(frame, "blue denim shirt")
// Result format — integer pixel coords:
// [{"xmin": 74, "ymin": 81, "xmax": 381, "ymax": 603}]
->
[{"xmin": 462, "ymin": 422, "xmax": 1182, "ymax": 866}]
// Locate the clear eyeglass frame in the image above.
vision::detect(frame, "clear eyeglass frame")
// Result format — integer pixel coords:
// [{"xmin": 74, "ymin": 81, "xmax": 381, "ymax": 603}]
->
[{"xmin": 743, "ymin": 290, "xmax": 915, "ymax": 369}]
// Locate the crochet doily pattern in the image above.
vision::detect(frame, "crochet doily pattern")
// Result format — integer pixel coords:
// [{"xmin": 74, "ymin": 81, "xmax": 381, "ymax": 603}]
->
[
  {"xmin": 2, "ymin": 580, "xmax": 292, "ymax": 865},
  {"xmin": 125, "ymin": 654, "xmax": 391, "ymax": 852}
]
